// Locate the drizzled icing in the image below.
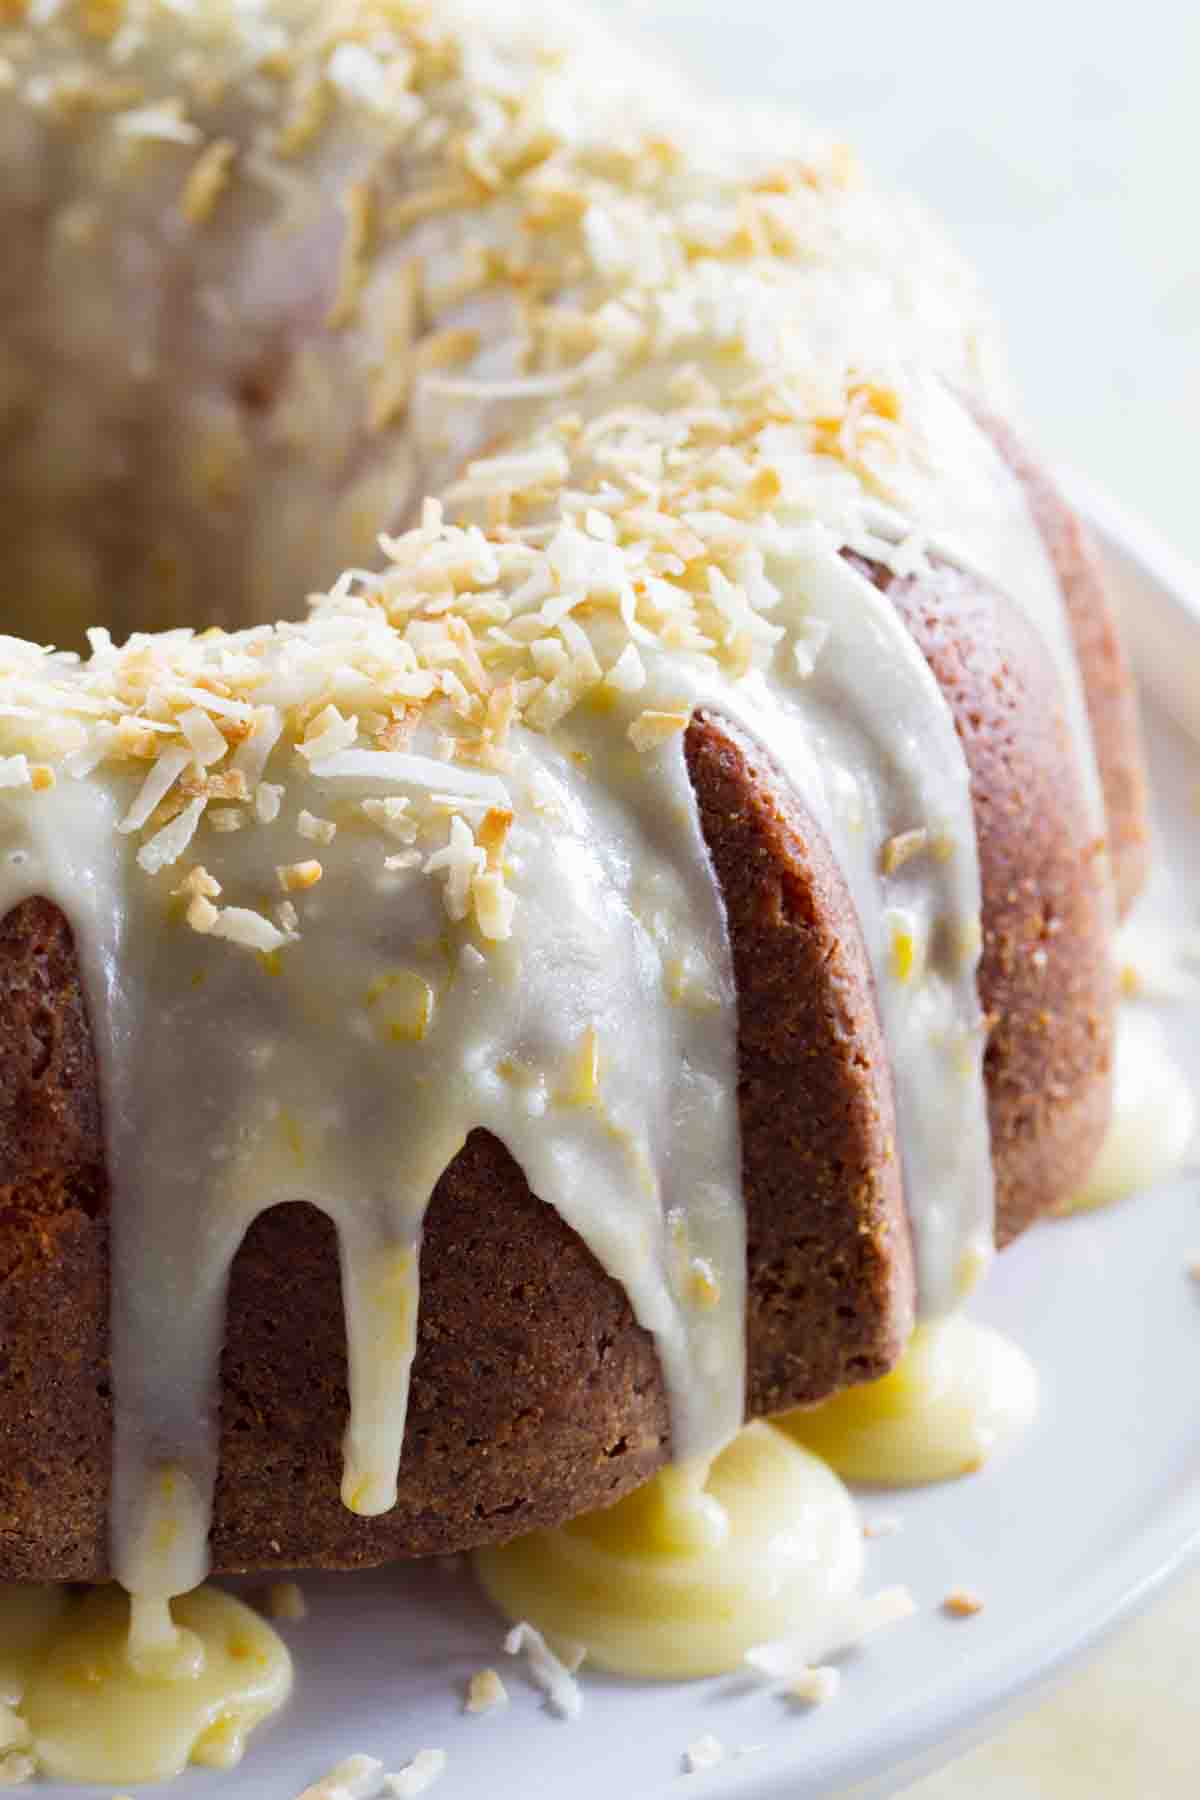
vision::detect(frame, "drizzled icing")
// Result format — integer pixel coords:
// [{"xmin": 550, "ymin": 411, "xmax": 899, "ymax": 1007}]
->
[{"xmin": 0, "ymin": 0, "xmax": 1095, "ymax": 1623}]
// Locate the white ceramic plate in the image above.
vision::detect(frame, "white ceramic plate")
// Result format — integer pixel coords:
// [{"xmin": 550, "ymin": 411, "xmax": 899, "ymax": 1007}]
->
[{"xmin": 36, "ymin": 493, "xmax": 1196, "ymax": 1800}]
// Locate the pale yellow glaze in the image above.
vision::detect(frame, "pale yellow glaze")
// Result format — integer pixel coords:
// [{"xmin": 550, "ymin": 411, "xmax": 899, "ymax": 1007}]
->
[
  {"xmin": 1060, "ymin": 1009, "xmax": 1196, "ymax": 1214},
  {"xmin": 779, "ymin": 1317, "xmax": 1038, "ymax": 1486},
  {"xmin": 473, "ymin": 1421, "xmax": 863, "ymax": 1678},
  {"xmin": 14, "ymin": 1586, "xmax": 291, "ymax": 1784}
]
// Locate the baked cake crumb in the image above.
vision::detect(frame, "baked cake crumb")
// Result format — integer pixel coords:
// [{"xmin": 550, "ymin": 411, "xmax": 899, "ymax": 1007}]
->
[
  {"xmin": 465, "ymin": 1667, "xmax": 508, "ymax": 1713},
  {"xmin": 684, "ymin": 1734, "xmax": 725, "ymax": 1773},
  {"xmin": 943, "ymin": 1588, "xmax": 984, "ymax": 1617}
]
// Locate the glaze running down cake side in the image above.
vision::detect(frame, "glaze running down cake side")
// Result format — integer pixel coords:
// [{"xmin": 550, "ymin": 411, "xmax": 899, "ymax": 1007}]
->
[{"xmin": 0, "ymin": 0, "xmax": 1146, "ymax": 1638}]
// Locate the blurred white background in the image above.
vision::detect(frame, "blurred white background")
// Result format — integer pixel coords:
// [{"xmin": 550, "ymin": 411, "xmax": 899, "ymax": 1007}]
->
[
  {"xmin": 598, "ymin": 0, "xmax": 1200, "ymax": 563},
  {"xmin": 592, "ymin": 5, "xmax": 1199, "ymax": 1795}
]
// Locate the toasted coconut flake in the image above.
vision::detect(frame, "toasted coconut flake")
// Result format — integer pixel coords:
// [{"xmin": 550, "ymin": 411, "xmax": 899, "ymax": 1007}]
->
[
  {"xmin": 266, "ymin": 1580, "xmax": 307, "ymax": 1622},
  {"xmin": 297, "ymin": 810, "xmax": 337, "ymax": 845},
  {"xmin": 792, "ymin": 616, "xmax": 831, "ymax": 678},
  {"xmin": 206, "ymin": 907, "xmax": 292, "ymax": 954},
  {"xmin": 186, "ymin": 894, "xmax": 220, "ymax": 935},
  {"xmin": 881, "ymin": 827, "xmax": 930, "ymax": 875},
  {"xmin": 628, "ymin": 709, "xmax": 689, "ymax": 752},
  {"xmin": 384, "ymin": 1750, "xmax": 446, "ymax": 1797},
  {"xmin": 178, "ymin": 706, "xmax": 230, "ymax": 767},
  {"xmin": 0, "ymin": 1705, "xmax": 30, "ymax": 1755},
  {"xmin": 465, "ymin": 1667, "xmax": 508, "ymax": 1714},
  {"xmin": 115, "ymin": 97, "xmax": 200, "ymax": 144},
  {"xmin": 299, "ymin": 705, "xmax": 359, "ymax": 764},
  {"xmin": 425, "ymin": 815, "xmax": 484, "ymax": 922},
  {"xmin": 471, "ymin": 869, "xmax": 515, "ymax": 941},
  {"xmin": 137, "ymin": 796, "xmax": 206, "ymax": 874},
  {"xmin": 295, "ymin": 1754, "xmax": 384, "ymax": 1800},
  {"xmin": 312, "ymin": 751, "xmax": 509, "ymax": 808},
  {"xmin": 181, "ymin": 136, "xmax": 237, "ymax": 225},
  {"xmin": 326, "ymin": 180, "xmax": 376, "ymax": 330},
  {"xmin": 255, "ymin": 782, "xmax": 284, "ymax": 824},
  {"xmin": 604, "ymin": 643, "xmax": 646, "ymax": 693},
  {"xmin": 504, "ymin": 1621, "xmax": 585, "ymax": 1719},
  {"xmin": 684, "ymin": 1734, "xmax": 725, "ymax": 1774},
  {"xmin": 444, "ymin": 445, "xmax": 570, "ymax": 505},
  {"xmin": 278, "ymin": 859, "xmax": 323, "ymax": 892},
  {"xmin": 173, "ymin": 865, "xmax": 221, "ymax": 903},
  {"xmin": 232, "ymin": 707, "xmax": 284, "ymax": 784},
  {"xmin": 118, "ymin": 745, "xmax": 192, "ymax": 833}
]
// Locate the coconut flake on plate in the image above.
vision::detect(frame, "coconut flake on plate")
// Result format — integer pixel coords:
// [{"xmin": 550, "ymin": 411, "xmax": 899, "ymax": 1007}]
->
[{"xmin": 503, "ymin": 1622, "xmax": 585, "ymax": 1719}]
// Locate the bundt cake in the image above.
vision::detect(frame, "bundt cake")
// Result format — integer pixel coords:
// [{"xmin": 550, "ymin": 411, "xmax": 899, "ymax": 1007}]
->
[{"xmin": 0, "ymin": 0, "xmax": 1147, "ymax": 1634}]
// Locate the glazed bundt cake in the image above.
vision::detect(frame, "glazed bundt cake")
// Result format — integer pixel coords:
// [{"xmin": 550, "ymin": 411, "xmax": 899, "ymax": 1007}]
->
[{"xmin": 0, "ymin": 0, "xmax": 1147, "ymax": 1620}]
